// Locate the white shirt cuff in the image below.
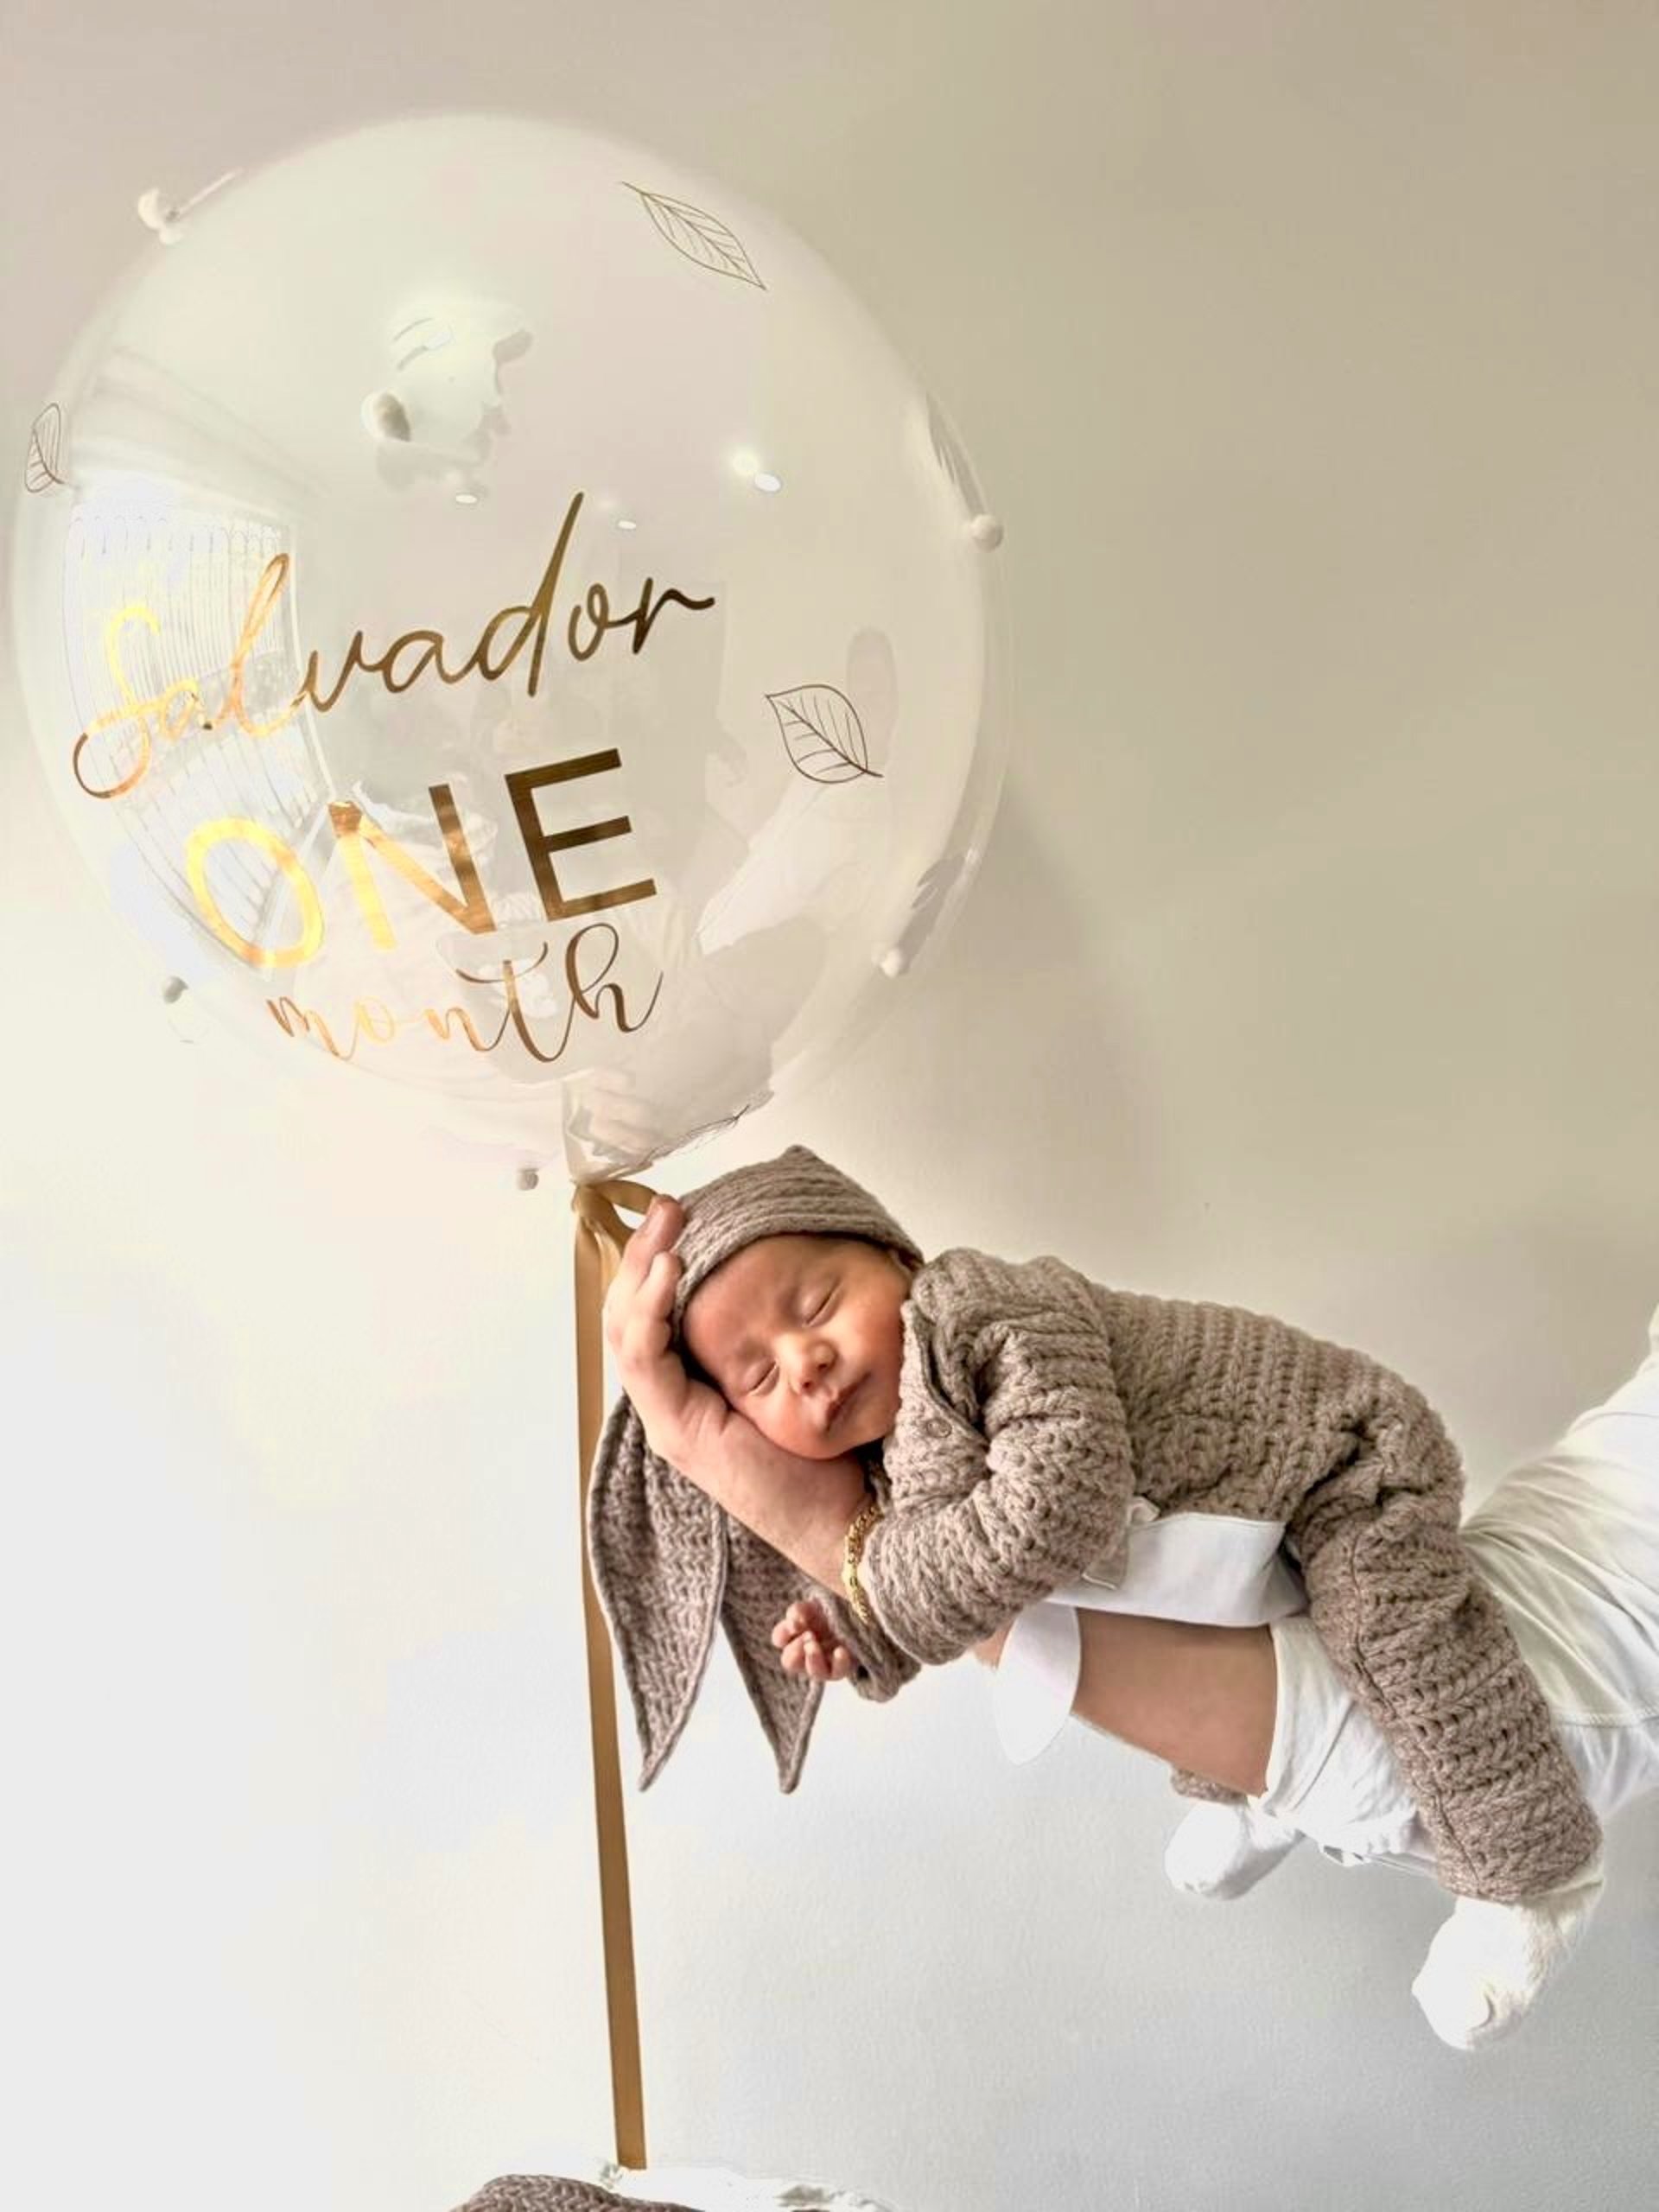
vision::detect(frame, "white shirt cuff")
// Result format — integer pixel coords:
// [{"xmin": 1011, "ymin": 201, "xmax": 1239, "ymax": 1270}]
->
[{"xmin": 992, "ymin": 1604, "xmax": 1083, "ymax": 1764}]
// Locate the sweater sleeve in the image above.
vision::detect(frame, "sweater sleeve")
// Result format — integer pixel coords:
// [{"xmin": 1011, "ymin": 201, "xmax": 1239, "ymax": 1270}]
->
[
  {"xmin": 855, "ymin": 1251, "xmax": 1137, "ymax": 1665},
  {"xmin": 818, "ymin": 1560, "xmax": 923, "ymax": 1703}
]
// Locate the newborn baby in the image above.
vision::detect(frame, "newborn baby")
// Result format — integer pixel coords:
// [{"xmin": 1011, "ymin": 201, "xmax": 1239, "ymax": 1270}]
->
[{"xmin": 587, "ymin": 1142, "xmax": 1605, "ymax": 2044}]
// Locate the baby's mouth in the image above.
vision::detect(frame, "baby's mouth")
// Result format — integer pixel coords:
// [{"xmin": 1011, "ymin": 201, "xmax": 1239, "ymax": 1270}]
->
[{"xmin": 827, "ymin": 1376, "xmax": 862, "ymax": 1429}]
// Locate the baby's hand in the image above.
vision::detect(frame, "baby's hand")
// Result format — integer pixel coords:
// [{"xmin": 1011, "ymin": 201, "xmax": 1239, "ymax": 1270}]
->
[{"xmin": 771, "ymin": 1597, "xmax": 858, "ymax": 1683}]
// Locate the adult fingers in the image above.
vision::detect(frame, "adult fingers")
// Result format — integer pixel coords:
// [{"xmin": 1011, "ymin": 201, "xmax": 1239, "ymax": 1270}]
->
[
  {"xmin": 613, "ymin": 1196, "xmax": 683, "ymax": 1294},
  {"xmin": 603, "ymin": 1198, "xmax": 683, "ymax": 1349},
  {"xmin": 607, "ymin": 1255, "xmax": 680, "ymax": 1382}
]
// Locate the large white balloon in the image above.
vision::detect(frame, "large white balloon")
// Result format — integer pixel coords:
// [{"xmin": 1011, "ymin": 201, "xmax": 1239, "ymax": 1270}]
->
[{"xmin": 11, "ymin": 111, "xmax": 1009, "ymax": 1178}]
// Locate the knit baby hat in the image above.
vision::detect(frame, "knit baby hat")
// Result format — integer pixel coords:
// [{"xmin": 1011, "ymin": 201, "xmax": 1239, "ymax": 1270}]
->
[{"xmin": 584, "ymin": 1142, "xmax": 924, "ymax": 1792}]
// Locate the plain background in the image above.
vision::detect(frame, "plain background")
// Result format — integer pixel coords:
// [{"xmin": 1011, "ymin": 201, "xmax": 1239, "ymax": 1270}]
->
[{"xmin": 3, "ymin": 5, "xmax": 1656, "ymax": 2209}]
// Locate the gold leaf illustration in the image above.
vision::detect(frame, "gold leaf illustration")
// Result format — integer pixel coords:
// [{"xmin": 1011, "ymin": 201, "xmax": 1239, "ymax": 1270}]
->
[
  {"xmin": 621, "ymin": 182, "xmax": 766, "ymax": 289},
  {"xmin": 24, "ymin": 403, "xmax": 66, "ymax": 493},
  {"xmin": 766, "ymin": 684, "xmax": 883, "ymax": 784}
]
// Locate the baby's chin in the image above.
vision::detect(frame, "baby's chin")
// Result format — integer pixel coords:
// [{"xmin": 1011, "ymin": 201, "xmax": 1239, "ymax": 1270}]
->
[
  {"xmin": 757, "ymin": 1404, "xmax": 892, "ymax": 1459},
  {"xmin": 789, "ymin": 1432, "xmax": 860, "ymax": 1461},
  {"xmin": 842, "ymin": 1407, "xmax": 893, "ymax": 1453},
  {"xmin": 824, "ymin": 1400, "xmax": 898, "ymax": 1458}
]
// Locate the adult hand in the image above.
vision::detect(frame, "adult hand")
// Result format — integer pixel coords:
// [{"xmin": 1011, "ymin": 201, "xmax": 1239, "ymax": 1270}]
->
[{"xmin": 602, "ymin": 1194, "xmax": 732, "ymax": 1473}]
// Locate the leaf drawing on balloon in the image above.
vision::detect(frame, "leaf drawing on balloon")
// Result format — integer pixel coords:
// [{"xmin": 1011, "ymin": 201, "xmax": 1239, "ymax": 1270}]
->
[
  {"xmin": 620, "ymin": 182, "xmax": 766, "ymax": 289},
  {"xmin": 23, "ymin": 403, "xmax": 66, "ymax": 493},
  {"xmin": 766, "ymin": 684, "xmax": 884, "ymax": 784}
]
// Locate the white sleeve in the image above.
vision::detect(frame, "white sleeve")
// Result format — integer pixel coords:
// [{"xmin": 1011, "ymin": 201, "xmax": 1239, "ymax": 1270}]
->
[{"xmin": 990, "ymin": 1603, "xmax": 1083, "ymax": 1764}]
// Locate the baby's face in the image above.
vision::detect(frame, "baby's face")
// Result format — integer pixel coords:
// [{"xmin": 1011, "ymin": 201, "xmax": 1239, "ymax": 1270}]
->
[{"xmin": 681, "ymin": 1233, "xmax": 912, "ymax": 1461}]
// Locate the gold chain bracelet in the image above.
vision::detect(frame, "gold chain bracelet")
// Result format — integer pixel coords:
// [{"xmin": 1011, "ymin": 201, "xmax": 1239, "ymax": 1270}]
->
[{"xmin": 841, "ymin": 1493, "xmax": 885, "ymax": 1625}]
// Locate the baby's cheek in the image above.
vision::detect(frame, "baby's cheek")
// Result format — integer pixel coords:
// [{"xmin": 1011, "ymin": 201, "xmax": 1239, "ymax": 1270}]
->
[{"xmin": 750, "ymin": 1401, "xmax": 798, "ymax": 1453}]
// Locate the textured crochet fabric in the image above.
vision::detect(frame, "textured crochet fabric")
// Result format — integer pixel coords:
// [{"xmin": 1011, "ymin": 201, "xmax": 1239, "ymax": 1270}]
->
[
  {"xmin": 584, "ymin": 1145, "xmax": 1601, "ymax": 1903},
  {"xmin": 449, "ymin": 2179, "xmax": 701, "ymax": 2212}
]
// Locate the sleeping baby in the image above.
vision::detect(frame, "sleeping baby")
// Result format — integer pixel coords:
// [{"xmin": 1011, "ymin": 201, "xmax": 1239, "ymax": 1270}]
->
[{"xmin": 586, "ymin": 1143, "xmax": 1609, "ymax": 2046}]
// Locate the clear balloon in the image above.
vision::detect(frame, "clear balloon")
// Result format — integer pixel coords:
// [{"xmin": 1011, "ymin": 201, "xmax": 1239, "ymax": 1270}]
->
[{"xmin": 11, "ymin": 111, "xmax": 1009, "ymax": 1178}]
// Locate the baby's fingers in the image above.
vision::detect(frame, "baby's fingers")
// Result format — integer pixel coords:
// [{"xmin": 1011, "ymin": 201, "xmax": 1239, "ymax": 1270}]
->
[
  {"xmin": 810, "ymin": 1636, "xmax": 856, "ymax": 1682},
  {"xmin": 771, "ymin": 1599, "xmax": 832, "ymax": 1648},
  {"xmin": 778, "ymin": 1626, "xmax": 855, "ymax": 1682}
]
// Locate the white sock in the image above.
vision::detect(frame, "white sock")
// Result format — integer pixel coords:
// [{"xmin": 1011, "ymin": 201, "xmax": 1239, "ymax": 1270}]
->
[
  {"xmin": 1410, "ymin": 1856, "xmax": 1605, "ymax": 2051},
  {"xmin": 1164, "ymin": 1800, "xmax": 1304, "ymax": 1898}
]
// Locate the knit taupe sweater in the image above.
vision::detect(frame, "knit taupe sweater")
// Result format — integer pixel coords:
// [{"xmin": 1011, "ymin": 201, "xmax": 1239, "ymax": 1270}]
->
[{"xmin": 585, "ymin": 1147, "xmax": 1601, "ymax": 1904}]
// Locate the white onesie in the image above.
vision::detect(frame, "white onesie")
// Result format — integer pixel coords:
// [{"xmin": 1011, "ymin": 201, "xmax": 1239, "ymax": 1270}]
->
[{"xmin": 982, "ymin": 1302, "xmax": 1659, "ymax": 1870}]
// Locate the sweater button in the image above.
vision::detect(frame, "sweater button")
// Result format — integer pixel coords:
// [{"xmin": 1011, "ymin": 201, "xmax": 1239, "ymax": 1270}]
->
[{"xmin": 922, "ymin": 1415, "xmax": 948, "ymax": 1439}]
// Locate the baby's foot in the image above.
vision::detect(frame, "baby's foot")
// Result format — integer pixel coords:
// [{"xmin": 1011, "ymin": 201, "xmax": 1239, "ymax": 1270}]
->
[
  {"xmin": 1410, "ymin": 1856, "xmax": 1605, "ymax": 2051},
  {"xmin": 1164, "ymin": 1801, "xmax": 1303, "ymax": 1899}
]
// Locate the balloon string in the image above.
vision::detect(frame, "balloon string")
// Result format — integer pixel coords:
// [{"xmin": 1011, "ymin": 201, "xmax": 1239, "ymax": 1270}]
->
[
  {"xmin": 573, "ymin": 1175, "xmax": 659, "ymax": 1266},
  {"xmin": 570, "ymin": 1173, "xmax": 661, "ymax": 2171}
]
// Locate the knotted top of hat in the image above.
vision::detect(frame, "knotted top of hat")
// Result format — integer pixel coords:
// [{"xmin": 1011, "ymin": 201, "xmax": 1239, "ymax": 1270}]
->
[{"xmin": 583, "ymin": 1143, "xmax": 924, "ymax": 1791}]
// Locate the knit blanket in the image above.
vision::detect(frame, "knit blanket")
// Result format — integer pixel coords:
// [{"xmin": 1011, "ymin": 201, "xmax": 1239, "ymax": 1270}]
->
[
  {"xmin": 451, "ymin": 2181, "xmax": 701, "ymax": 2212},
  {"xmin": 448, "ymin": 2161, "xmax": 895, "ymax": 2211}
]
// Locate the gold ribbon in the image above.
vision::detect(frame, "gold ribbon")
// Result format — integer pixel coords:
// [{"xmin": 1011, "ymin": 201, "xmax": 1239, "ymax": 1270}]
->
[{"xmin": 570, "ymin": 1173, "xmax": 660, "ymax": 2171}]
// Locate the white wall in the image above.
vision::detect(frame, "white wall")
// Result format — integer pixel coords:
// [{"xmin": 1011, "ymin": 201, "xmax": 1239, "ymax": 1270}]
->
[{"xmin": 3, "ymin": 7, "xmax": 1656, "ymax": 2209}]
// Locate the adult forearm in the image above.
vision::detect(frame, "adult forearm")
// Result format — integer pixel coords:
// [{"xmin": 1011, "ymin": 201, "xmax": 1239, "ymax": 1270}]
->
[
  {"xmin": 976, "ymin": 1613, "xmax": 1275, "ymax": 1791},
  {"xmin": 691, "ymin": 1416, "xmax": 868, "ymax": 1589},
  {"xmin": 1070, "ymin": 1613, "xmax": 1277, "ymax": 1796}
]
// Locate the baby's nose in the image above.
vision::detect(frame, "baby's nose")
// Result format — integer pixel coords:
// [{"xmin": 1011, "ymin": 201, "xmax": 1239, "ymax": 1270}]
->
[{"xmin": 791, "ymin": 1342, "xmax": 835, "ymax": 1392}]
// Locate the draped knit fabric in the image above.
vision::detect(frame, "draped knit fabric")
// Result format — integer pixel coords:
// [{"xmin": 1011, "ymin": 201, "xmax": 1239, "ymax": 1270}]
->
[
  {"xmin": 451, "ymin": 2178, "xmax": 704, "ymax": 2212},
  {"xmin": 584, "ymin": 1145, "xmax": 1602, "ymax": 1904}
]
